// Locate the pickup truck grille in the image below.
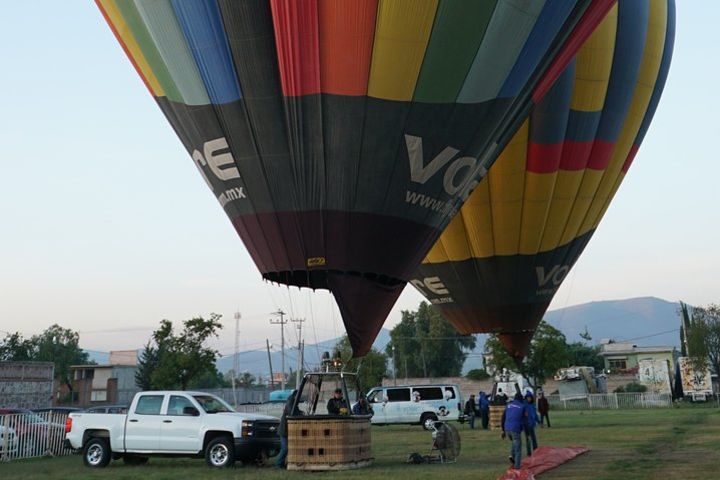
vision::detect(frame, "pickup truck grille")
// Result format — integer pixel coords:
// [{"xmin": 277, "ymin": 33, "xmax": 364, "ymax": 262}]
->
[{"xmin": 253, "ymin": 420, "xmax": 280, "ymax": 438}]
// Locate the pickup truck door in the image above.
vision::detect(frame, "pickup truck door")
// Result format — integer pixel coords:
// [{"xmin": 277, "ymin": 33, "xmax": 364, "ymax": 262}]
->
[
  {"xmin": 159, "ymin": 395, "xmax": 202, "ymax": 452},
  {"xmin": 125, "ymin": 394, "xmax": 166, "ymax": 451}
]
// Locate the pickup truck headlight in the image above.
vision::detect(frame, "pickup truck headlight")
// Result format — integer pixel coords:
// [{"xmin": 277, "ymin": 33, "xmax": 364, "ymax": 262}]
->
[{"xmin": 241, "ymin": 420, "xmax": 254, "ymax": 437}]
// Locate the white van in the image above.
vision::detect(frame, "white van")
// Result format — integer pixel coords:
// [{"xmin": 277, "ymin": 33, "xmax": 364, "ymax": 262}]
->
[{"xmin": 364, "ymin": 385, "xmax": 463, "ymax": 429}]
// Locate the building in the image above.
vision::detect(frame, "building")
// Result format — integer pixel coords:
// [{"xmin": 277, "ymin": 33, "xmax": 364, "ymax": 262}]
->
[
  {"xmin": 0, "ymin": 362, "xmax": 54, "ymax": 409},
  {"xmin": 70, "ymin": 350, "xmax": 139, "ymax": 407},
  {"xmin": 598, "ymin": 340, "xmax": 677, "ymax": 373}
]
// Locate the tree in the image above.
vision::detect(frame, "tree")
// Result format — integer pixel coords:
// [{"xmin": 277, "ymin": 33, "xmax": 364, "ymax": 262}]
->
[
  {"xmin": 333, "ymin": 336, "xmax": 388, "ymax": 389},
  {"xmin": 144, "ymin": 314, "xmax": 223, "ymax": 390},
  {"xmin": 0, "ymin": 325, "xmax": 91, "ymax": 392},
  {"xmin": 135, "ymin": 341, "xmax": 158, "ymax": 390},
  {"xmin": 484, "ymin": 320, "xmax": 569, "ymax": 388},
  {"xmin": 565, "ymin": 328, "xmax": 603, "ymax": 372},
  {"xmin": 237, "ymin": 371, "xmax": 256, "ymax": 388},
  {"xmin": 465, "ymin": 368, "xmax": 490, "ymax": 380},
  {"xmin": 386, "ymin": 302, "xmax": 476, "ymax": 378},
  {"xmin": 686, "ymin": 304, "xmax": 720, "ymax": 377},
  {"xmin": 0, "ymin": 332, "xmax": 35, "ymax": 361}
]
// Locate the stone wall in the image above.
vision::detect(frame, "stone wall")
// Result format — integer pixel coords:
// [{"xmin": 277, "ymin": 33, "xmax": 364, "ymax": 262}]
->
[{"xmin": 0, "ymin": 362, "xmax": 54, "ymax": 409}]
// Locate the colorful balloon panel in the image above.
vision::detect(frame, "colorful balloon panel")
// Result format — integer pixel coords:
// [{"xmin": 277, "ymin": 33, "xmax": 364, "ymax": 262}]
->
[
  {"xmin": 414, "ymin": 0, "xmax": 675, "ymax": 358},
  {"xmin": 97, "ymin": 0, "xmax": 614, "ymax": 356}
]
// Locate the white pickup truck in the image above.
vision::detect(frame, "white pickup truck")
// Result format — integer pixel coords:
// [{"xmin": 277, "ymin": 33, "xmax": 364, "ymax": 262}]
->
[{"xmin": 64, "ymin": 391, "xmax": 280, "ymax": 468}]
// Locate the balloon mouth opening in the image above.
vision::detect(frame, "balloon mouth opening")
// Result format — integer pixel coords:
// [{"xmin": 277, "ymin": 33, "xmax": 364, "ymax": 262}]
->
[{"xmin": 263, "ymin": 269, "xmax": 405, "ymax": 291}]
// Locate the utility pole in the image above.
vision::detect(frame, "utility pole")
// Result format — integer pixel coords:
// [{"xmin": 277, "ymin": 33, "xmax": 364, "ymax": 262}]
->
[
  {"xmin": 270, "ymin": 310, "xmax": 287, "ymax": 390},
  {"xmin": 291, "ymin": 318, "xmax": 306, "ymax": 388},
  {"xmin": 232, "ymin": 311, "xmax": 241, "ymax": 407},
  {"xmin": 391, "ymin": 344, "xmax": 397, "ymax": 386},
  {"xmin": 266, "ymin": 339, "xmax": 275, "ymax": 389}
]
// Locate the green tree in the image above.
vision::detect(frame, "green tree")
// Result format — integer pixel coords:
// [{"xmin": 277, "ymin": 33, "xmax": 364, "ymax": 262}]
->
[
  {"xmin": 333, "ymin": 336, "xmax": 388, "ymax": 389},
  {"xmin": 135, "ymin": 340, "xmax": 158, "ymax": 390},
  {"xmin": 33, "ymin": 324, "xmax": 91, "ymax": 392},
  {"xmin": 484, "ymin": 320, "xmax": 569, "ymax": 388},
  {"xmin": 565, "ymin": 328, "xmax": 603, "ymax": 372},
  {"xmin": 0, "ymin": 332, "xmax": 35, "ymax": 361},
  {"xmin": 686, "ymin": 304, "xmax": 720, "ymax": 377},
  {"xmin": 386, "ymin": 302, "xmax": 476, "ymax": 378},
  {"xmin": 465, "ymin": 368, "xmax": 490, "ymax": 380},
  {"xmin": 146, "ymin": 314, "xmax": 223, "ymax": 390}
]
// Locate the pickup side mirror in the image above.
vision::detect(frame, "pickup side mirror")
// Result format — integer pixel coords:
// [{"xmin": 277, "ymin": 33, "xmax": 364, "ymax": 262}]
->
[{"xmin": 183, "ymin": 406, "xmax": 200, "ymax": 416}]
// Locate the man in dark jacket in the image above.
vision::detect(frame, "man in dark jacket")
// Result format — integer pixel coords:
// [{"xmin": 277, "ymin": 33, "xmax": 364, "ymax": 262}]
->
[
  {"xmin": 501, "ymin": 393, "xmax": 528, "ymax": 470},
  {"xmin": 327, "ymin": 388, "xmax": 348, "ymax": 415},
  {"xmin": 478, "ymin": 392, "xmax": 490, "ymax": 429},
  {"xmin": 537, "ymin": 391, "xmax": 550, "ymax": 427},
  {"xmin": 464, "ymin": 394, "xmax": 479, "ymax": 428},
  {"xmin": 524, "ymin": 392, "xmax": 539, "ymax": 456},
  {"xmin": 276, "ymin": 390, "xmax": 300, "ymax": 469}
]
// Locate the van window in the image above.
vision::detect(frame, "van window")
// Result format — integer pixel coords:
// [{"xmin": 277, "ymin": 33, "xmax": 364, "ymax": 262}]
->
[
  {"xmin": 135, "ymin": 395, "xmax": 164, "ymax": 415},
  {"xmin": 367, "ymin": 389, "xmax": 384, "ymax": 403},
  {"xmin": 444, "ymin": 387, "xmax": 456, "ymax": 399},
  {"xmin": 414, "ymin": 387, "xmax": 443, "ymax": 400},
  {"xmin": 386, "ymin": 388, "xmax": 410, "ymax": 402}
]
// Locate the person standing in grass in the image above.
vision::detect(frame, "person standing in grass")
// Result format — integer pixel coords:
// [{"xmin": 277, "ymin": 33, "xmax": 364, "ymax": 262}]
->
[
  {"xmin": 501, "ymin": 393, "xmax": 528, "ymax": 470},
  {"xmin": 464, "ymin": 394, "xmax": 478, "ymax": 428},
  {"xmin": 478, "ymin": 391, "xmax": 490, "ymax": 429},
  {"xmin": 276, "ymin": 390, "xmax": 300, "ymax": 469},
  {"xmin": 524, "ymin": 392, "xmax": 539, "ymax": 456},
  {"xmin": 537, "ymin": 391, "xmax": 551, "ymax": 428}
]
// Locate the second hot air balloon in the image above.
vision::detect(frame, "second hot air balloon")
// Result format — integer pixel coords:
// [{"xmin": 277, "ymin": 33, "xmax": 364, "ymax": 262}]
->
[{"xmin": 412, "ymin": 0, "xmax": 675, "ymax": 359}]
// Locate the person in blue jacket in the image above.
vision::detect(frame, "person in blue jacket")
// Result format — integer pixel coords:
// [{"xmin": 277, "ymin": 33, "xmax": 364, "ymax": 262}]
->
[
  {"xmin": 478, "ymin": 391, "xmax": 490, "ymax": 429},
  {"xmin": 501, "ymin": 393, "xmax": 528, "ymax": 470},
  {"xmin": 523, "ymin": 392, "xmax": 539, "ymax": 456}
]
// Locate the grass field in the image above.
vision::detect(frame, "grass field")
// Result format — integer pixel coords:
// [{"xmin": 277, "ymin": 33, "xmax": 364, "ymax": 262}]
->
[{"xmin": 3, "ymin": 407, "xmax": 719, "ymax": 480}]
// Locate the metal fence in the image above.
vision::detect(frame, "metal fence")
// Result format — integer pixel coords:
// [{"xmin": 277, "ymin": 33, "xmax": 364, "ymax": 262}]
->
[
  {"xmin": 547, "ymin": 392, "xmax": 674, "ymax": 410},
  {"xmin": 1, "ymin": 411, "xmax": 73, "ymax": 462}
]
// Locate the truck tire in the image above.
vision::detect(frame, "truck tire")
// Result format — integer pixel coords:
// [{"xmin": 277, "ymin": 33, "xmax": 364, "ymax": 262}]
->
[
  {"xmin": 205, "ymin": 436, "xmax": 235, "ymax": 468},
  {"xmin": 83, "ymin": 438, "xmax": 111, "ymax": 468},
  {"xmin": 421, "ymin": 413, "xmax": 438, "ymax": 431}
]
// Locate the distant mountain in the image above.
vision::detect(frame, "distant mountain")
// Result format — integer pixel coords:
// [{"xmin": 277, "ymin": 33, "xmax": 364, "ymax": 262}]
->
[
  {"xmin": 119, "ymin": 297, "xmax": 680, "ymax": 378},
  {"xmin": 217, "ymin": 328, "xmax": 392, "ymax": 378}
]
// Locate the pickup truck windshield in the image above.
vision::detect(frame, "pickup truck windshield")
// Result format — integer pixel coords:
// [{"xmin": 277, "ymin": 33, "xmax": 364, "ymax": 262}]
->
[{"xmin": 192, "ymin": 395, "xmax": 233, "ymax": 414}]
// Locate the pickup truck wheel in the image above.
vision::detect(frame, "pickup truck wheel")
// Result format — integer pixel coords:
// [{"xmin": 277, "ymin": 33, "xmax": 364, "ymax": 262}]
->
[
  {"xmin": 83, "ymin": 438, "xmax": 111, "ymax": 468},
  {"xmin": 421, "ymin": 413, "xmax": 438, "ymax": 431},
  {"xmin": 205, "ymin": 437, "xmax": 235, "ymax": 468}
]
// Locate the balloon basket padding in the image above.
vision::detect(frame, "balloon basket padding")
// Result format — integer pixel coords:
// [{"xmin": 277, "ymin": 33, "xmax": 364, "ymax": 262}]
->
[
  {"xmin": 287, "ymin": 416, "xmax": 372, "ymax": 470},
  {"xmin": 489, "ymin": 405, "xmax": 505, "ymax": 430}
]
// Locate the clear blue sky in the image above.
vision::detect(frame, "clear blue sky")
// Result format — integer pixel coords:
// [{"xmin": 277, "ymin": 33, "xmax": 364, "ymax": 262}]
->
[{"xmin": 1, "ymin": 2, "xmax": 718, "ymax": 356}]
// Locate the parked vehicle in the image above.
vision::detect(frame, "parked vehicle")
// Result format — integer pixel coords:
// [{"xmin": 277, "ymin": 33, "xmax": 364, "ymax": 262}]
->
[
  {"xmin": 65, "ymin": 391, "xmax": 280, "ymax": 468},
  {"xmin": 0, "ymin": 408, "xmax": 49, "ymax": 455},
  {"xmin": 84, "ymin": 405, "xmax": 128, "ymax": 414},
  {"xmin": 637, "ymin": 359, "xmax": 673, "ymax": 395},
  {"xmin": 0, "ymin": 424, "xmax": 19, "ymax": 455},
  {"xmin": 364, "ymin": 384, "xmax": 463, "ymax": 430}
]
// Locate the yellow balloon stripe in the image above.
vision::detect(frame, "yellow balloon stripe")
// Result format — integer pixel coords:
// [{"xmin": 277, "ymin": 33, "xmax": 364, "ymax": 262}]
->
[
  {"xmin": 97, "ymin": 0, "xmax": 165, "ymax": 97},
  {"xmin": 367, "ymin": 0, "xmax": 439, "ymax": 101}
]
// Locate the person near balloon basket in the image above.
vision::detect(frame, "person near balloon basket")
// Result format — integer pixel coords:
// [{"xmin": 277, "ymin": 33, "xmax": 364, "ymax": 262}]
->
[
  {"xmin": 276, "ymin": 390, "xmax": 300, "ymax": 469},
  {"xmin": 478, "ymin": 391, "xmax": 490, "ymax": 429},
  {"xmin": 523, "ymin": 392, "xmax": 539, "ymax": 456},
  {"xmin": 464, "ymin": 394, "xmax": 479, "ymax": 429},
  {"xmin": 501, "ymin": 393, "xmax": 528, "ymax": 470}
]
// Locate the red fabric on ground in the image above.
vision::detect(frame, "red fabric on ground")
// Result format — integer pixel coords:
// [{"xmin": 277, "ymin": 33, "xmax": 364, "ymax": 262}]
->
[{"xmin": 498, "ymin": 446, "xmax": 589, "ymax": 480}]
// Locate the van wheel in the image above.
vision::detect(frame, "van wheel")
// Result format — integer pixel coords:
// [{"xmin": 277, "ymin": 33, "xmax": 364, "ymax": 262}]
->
[
  {"xmin": 205, "ymin": 436, "xmax": 235, "ymax": 468},
  {"xmin": 421, "ymin": 413, "xmax": 438, "ymax": 430},
  {"xmin": 83, "ymin": 438, "xmax": 111, "ymax": 468}
]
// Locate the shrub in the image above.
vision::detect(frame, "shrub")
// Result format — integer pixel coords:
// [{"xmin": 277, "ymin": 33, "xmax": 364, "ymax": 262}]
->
[
  {"xmin": 466, "ymin": 369, "xmax": 491, "ymax": 380},
  {"xmin": 614, "ymin": 382, "xmax": 647, "ymax": 393}
]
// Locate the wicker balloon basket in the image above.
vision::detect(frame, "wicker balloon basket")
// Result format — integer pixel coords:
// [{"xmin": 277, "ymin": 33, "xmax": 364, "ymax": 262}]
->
[
  {"xmin": 287, "ymin": 416, "xmax": 372, "ymax": 471},
  {"xmin": 489, "ymin": 405, "xmax": 505, "ymax": 430}
]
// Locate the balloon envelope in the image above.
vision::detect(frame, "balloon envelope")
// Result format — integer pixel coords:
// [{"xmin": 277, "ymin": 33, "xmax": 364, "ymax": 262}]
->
[
  {"xmin": 413, "ymin": 0, "xmax": 675, "ymax": 358},
  {"xmin": 97, "ymin": 0, "xmax": 614, "ymax": 356}
]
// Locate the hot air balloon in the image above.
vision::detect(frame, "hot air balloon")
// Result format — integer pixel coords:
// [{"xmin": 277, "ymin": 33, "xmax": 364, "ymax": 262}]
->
[
  {"xmin": 96, "ymin": 0, "xmax": 614, "ymax": 356},
  {"xmin": 412, "ymin": 0, "xmax": 675, "ymax": 359}
]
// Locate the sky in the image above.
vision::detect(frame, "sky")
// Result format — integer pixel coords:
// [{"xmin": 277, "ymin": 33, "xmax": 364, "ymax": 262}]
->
[{"xmin": 1, "ymin": 2, "xmax": 718, "ymax": 359}]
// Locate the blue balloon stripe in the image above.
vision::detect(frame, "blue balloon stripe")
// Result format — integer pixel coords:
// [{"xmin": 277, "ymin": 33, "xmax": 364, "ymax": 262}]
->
[{"xmin": 172, "ymin": 0, "xmax": 243, "ymax": 104}]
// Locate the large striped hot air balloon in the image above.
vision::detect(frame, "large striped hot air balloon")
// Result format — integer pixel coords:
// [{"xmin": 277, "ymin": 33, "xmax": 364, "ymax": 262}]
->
[
  {"xmin": 412, "ymin": 0, "xmax": 675, "ymax": 359},
  {"xmin": 96, "ymin": 0, "xmax": 614, "ymax": 356}
]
